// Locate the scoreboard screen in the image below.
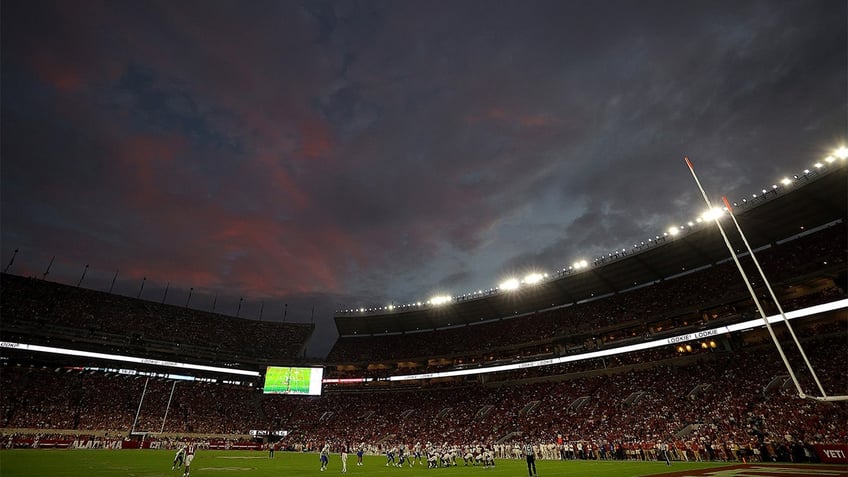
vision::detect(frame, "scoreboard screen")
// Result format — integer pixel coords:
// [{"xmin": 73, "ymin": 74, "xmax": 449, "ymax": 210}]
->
[{"xmin": 262, "ymin": 366, "xmax": 324, "ymax": 395}]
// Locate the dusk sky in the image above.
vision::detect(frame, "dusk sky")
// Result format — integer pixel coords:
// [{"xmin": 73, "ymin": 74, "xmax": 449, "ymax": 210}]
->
[{"xmin": 2, "ymin": 0, "xmax": 845, "ymax": 358}]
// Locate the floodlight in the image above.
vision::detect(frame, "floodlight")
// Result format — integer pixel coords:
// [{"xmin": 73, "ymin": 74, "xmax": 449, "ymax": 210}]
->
[
  {"xmin": 825, "ymin": 155, "xmax": 835, "ymax": 163},
  {"xmin": 524, "ymin": 273, "xmax": 544, "ymax": 284},
  {"xmin": 835, "ymin": 146, "xmax": 848, "ymax": 159},
  {"xmin": 499, "ymin": 278, "xmax": 519, "ymax": 290},
  {"xmin": 668, "ymin": 227, "xmax": 679, "ymax": 236},
  {"xmin": 814, "ymin": 162, "xmax": 822, "ymax": 168},
  {"xmin": 701, "ymin": 207, "xmax": 724, "ymax": 221},
  {"xmin": 429, "ymin": 295, "xmax": 451, "ymax": 306}
]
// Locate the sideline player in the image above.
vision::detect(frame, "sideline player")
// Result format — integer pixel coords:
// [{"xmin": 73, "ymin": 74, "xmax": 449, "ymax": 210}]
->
[{"xmin": 356, "ymin": 445, "xmax": 364, "ymax": 466}]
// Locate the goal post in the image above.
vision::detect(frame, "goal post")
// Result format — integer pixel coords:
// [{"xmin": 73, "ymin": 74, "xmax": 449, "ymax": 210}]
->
[{"xmin": 684, "ymin": 157, "xmax": 847, "ymax": 402}]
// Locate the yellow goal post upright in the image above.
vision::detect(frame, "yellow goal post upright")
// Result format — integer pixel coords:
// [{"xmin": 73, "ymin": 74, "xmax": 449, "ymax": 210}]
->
[{"xmin": 684, "ymin": 157, "xmax": 847, "ymax": 402}]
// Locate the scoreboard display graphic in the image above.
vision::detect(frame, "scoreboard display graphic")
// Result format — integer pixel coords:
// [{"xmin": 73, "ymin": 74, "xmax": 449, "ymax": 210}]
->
[{"xmin": 262, "ymin": 366, "xmax": 323, "ymax": 395}]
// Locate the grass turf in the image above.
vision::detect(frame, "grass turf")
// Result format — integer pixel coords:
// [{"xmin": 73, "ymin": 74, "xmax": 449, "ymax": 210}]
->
[{"xmin": 0, "ymin": 449, "xmax": 737, "ymax": 477}]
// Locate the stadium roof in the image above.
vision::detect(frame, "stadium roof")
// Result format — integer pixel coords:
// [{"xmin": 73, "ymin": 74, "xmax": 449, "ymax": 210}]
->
[{"xmin": 335, "ymin": 165, "xmax": 847, "ymax": 336}]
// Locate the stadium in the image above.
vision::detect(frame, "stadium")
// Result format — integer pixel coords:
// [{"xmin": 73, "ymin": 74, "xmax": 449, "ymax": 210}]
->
[{"xmin": 1, "ymin": 152, "xmax": 846, "ymax": 477}]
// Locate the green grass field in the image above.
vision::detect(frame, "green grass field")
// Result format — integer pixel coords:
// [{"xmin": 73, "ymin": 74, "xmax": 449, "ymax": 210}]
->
[{"xmin": 0, "ymin": 449, "xmax": 739, "ymax": 477}]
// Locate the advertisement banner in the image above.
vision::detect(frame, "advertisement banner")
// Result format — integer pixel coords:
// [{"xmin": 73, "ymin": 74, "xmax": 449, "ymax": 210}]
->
[{"xmin": 815, "ymin": 444, "xmax": 848, "ymax": 464}]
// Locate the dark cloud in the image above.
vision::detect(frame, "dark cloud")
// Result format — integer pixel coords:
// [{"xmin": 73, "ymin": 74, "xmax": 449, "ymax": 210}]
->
[{"xmin": 2, "ymin": 0, "xmax": 845, "ymax": 358}]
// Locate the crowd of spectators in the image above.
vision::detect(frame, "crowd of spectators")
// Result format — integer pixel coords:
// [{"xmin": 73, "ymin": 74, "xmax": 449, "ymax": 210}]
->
[
  {"xmin": 0, "ymin": 273, "xmax": 314, "ymax": 365},
  {"xmin": 2, "ymin": 320, "xmax": 845, "ymax": 464},
  {"xmin": 326, "ymin": 222, "xmax": 845, "ymax": 364},
  {"xmin": 0, "ymin": 366, "xmax": 261, "ymax": 434}
]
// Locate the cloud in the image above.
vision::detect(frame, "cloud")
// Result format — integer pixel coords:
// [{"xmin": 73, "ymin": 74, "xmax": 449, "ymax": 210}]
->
[{"xmin": 2, "ymin": 0, "xmax": 844, "ymax": 357}]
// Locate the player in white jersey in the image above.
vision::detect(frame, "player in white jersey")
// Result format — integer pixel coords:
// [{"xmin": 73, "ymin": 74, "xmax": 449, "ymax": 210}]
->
[
  {"xmin": 413, "ymin": 441, "xmax": 423, "ymax": 465},
  {"xmin": 427, "ymin": 448, "xmax": 439, "ymax": 468},
  {"xmin": 356, "ymin": 445, "xmax": 364, "ymax": 466},
  {"xmin": 482, "ymin": 448, "xmax": 495, "ymax": 468},
  {"xmin": 463, "ymin": 447, "xmax": 474, "ymax": 466},
  {"xmin": 320, "ymin": 443, "xmax": 330, "ymax": 471},
  {"xmin": 172, "ymin": 443, "xmax": 186, "ymax": 470}
]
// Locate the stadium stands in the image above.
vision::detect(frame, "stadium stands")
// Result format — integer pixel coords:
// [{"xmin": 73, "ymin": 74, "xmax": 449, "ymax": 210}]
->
[
  {"xmin": 0, "ymin": 273, "xmax": 314, "ymax": 365},
  {"xmin": 326, "ymin": 222, "xmax": 845, "ymax": 366},
  {"xmin": 2, "ymin": 320, "xmax": 845, "ymax": 462}
]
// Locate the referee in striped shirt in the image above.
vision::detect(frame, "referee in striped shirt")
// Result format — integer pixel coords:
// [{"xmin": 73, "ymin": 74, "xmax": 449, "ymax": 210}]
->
[{"xmin": 523, "ymin": 438, "xmax": 538, "ymax": 477}]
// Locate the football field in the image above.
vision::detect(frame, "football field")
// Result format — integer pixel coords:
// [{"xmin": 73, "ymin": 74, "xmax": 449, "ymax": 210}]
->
[{"xmin": 4, "ymin": 449, "xmax": 844, "ymax": 477}]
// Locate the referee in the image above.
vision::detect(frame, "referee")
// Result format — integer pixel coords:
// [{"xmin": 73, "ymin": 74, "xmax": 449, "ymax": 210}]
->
[{"xmin": 523, "ymin": 437, "xmax": 538, "ymax": 477}]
